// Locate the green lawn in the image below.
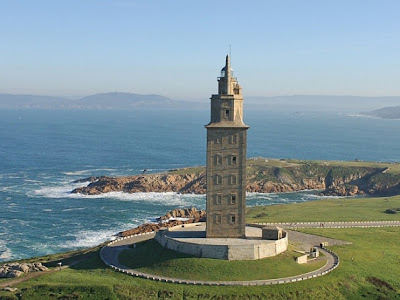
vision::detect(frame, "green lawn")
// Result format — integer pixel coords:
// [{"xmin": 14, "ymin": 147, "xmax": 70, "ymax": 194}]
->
[
  {"xmin": 247, "ymin": 195, "xmax": 400, "ymax": 223},
  {"xmin": 2, "ymin": 197, "xmax": 400, "ymax": 299},
  {"xmin": 118, "ymin": 240, "xmax": 326, "ymax": 281},
  {"xmin": 3, "ymin": 227, "xmax": 400, "ymax": 299}
]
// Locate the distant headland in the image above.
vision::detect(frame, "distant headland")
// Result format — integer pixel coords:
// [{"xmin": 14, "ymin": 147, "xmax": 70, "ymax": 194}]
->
[
  {"xmin": 361, "ymin": 106, "xmax": 400, "ymax": 119},
  {"xmin": 71, "ymin": 158, "xmax": 400, "ymax": 197}
]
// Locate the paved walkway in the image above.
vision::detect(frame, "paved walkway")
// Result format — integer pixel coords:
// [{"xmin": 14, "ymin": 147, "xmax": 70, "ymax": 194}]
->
[{"xmin": 100, "ymin": 230, "xmax": 339, "ymax": 286}]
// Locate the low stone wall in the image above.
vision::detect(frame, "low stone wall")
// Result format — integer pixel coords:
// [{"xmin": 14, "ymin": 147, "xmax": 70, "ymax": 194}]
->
[
  {"xmin": 155, "ymin": 228, "xmax": 288, "ymax": 261},
  {"xmin": 155, "ymin": 229, "xmax": 228, "ymax": 259}
]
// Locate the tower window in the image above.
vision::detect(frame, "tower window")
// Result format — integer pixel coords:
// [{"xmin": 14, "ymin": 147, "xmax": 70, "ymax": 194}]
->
[
  {"xmin": 225, "ymin": 110, "xmax": 230, "ymax": 119},
  {"xmin": 232, "ymin": 156, "xmax": 237, "ymax": 165},
  {"xmin": 229, "ymin": 174, "xmax": 237, "ymax": 185},
  {"xmin": 230, "ymin": 214, "xmax": 236, "ymax": 224},
  {"xmin": 214, "ymin": 137, "xmax": 222, "ymax": 144},
  {"xmin": 214, "ymin": 194, "xmax": 222, "ymax": 204},
  {"xmin": 214, "ymin": 175, "xmax": 222, "ymax": 185},
  {"xmin": 230, "ymin": 134, "xmax": 237, "ymax": 144},
  {"xmin": 214, "ymin": 154, "xmax": 222, "ymax": 165},
  {"xmin": 215, "ymin": 214, "xmax": 222, "ymax": 224},
  {"xmin": 230, "ymin": 194, "xmax": 236, "ymax": 205}
]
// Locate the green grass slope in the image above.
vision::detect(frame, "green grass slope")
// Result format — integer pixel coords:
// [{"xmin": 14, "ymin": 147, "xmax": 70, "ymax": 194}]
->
[
  {"xmin": 2, "ymin": 196, "xmax": 400, "ymax": 299},
  {"xmin": 247, "ymin": 195, "xmax": 400, "ymax": 223},
  {"xmin": 118, "ymin": 240, "xmax": 326, "ymax": 281}
]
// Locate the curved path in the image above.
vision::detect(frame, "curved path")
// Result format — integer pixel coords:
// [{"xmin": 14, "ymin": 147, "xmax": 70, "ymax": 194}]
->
[{"xmin": 100, "ymin": 230, "xmax": 339, "ymax": 286}]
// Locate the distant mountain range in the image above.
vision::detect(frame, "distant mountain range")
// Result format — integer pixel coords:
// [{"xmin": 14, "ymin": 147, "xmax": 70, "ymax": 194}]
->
[
  {"xmin": 0, "ymin": 92, "xmax": 184, "ymax": 110},
  {"xmin": 361, "ymin": 106, "xmax": 400, "ymax": 119},
  {"xmin": 0, "ymin": 92, "xmax": 399, "ymax": 112}
]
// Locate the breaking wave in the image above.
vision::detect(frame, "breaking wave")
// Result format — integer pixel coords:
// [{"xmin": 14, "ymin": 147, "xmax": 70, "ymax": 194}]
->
[
  {"xmin": 62, "ymin": 168, "xmax": 117, "ymax": 176},
  {"xmin": 30, "ymin": 181, "xmax": 205, "ymax": 206},
  {"xmin": 61, "ymin": 229, "xmax": 118, "ymax": 249},
  {"xmin": 0, "ymin": 240, "xmax": 13, "ymax": 261}
]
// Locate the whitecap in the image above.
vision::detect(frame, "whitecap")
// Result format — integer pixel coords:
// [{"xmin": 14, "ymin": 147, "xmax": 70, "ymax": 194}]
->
[
  {"xmin": 62, "ymin": 168, "xmax": 117, "ymax": 176},
  {"xmin": 0, "ymin": 247, "xmax": 12, "ymax": 260},
  {"xmin": 24, "ymin": 179, "xmax": 41, "ymax": 183},
  {"xmin": 62, "ymin": 170, "xmax": 92, "ymax": 176},
  {"xmin": 30, "ymin": 182, "xmax": 205, "ymax": 206},
  {"xmin": 346, "ymin": 113, "xmax": 374, "ymax": 118},
  {"xmin": 28, "ymin": 181, "xmax": 91, "ymax": 199},
  {"xmin": 0, "ymin": 240, "xmax": 13, "ymax": 261},
  {"xmin": 61, "ymin": 207, "xmax": 86, "ymax": 212},
  {"xmin": 61, "ymin": 229, "xmax": 118, "ymax": 248}
]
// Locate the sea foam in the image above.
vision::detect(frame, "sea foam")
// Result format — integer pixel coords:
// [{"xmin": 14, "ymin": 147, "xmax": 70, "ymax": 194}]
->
[{"xmin": 31, "ymin": 181, "xmax": 205, "ymax": 206}]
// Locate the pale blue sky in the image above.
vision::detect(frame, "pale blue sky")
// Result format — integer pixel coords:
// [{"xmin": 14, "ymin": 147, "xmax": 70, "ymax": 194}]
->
[{"xmin": 1, "ymin": 0, "xmax": 400, "ymax": 99}]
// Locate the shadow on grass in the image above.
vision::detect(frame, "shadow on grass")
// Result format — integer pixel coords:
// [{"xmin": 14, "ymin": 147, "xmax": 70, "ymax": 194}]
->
[
  {"xmin": 120, "ymin": 239, "xmax": 193, "ymax": 269},
  {"xmin": 43, "ymin": 246, "xmax": 108, "ymax": 271}
]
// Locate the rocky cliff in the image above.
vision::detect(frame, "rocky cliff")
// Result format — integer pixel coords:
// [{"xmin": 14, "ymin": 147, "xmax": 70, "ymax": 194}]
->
[{"xmin": 71, "ymin": 159, "xmax": 400, "ymax": 197}]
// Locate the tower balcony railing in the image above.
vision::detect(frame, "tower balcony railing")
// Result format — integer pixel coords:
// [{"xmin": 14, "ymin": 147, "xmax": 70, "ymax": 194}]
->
[{"xmin": 218, "ymin": 77, "xmax": 238, "ymax": 81}]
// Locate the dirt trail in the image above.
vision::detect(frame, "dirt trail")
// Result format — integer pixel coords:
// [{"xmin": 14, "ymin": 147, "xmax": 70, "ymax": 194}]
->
[{"xmin": 0, "ymin": 256, "xmax": 87, "ymax": 289}]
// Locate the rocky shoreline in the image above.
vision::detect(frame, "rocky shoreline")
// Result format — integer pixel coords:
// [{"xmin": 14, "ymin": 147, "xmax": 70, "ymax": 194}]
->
[
  {"xmin": 117, "ymin": 207, "xmax": 206, "ymax": 237},
  {"xmin": 71, "ymin": 159, "xmax": 400, "ymax": 197}
]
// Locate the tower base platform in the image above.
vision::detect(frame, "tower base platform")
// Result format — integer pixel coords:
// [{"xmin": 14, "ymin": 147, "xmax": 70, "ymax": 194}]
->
[{"xmin": 155, "ymin": 222, "xmax": 288, "ymax": 261}]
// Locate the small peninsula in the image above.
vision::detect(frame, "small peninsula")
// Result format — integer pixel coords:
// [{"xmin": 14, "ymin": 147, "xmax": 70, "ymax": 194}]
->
[
  {"xmin": 361, "ymin": 106, "xmax": 400, "ymax": 119},
  {"xmin": 72, "ymin": 158, "xmax": 400, "ymax": 197}
]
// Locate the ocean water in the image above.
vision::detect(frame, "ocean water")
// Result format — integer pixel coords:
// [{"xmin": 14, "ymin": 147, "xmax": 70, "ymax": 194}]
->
[{"xmin": 0, "ymin": 108, "xmax": 399, "ymax": 262}]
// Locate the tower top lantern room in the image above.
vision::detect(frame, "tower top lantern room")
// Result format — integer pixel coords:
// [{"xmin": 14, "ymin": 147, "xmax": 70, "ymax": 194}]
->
[{"xmin": 218, "ymin": 55, "xmax": 241, "ymax": 96}]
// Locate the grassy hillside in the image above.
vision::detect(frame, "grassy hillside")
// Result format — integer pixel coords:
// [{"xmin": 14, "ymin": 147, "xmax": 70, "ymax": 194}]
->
[
  {"xmin": 1, "ymin": 196, "xmax": 400, "ymax": 299},
  {"xmin": 247, "ymin": 195, "xmax": 400, "ymax": 223}
]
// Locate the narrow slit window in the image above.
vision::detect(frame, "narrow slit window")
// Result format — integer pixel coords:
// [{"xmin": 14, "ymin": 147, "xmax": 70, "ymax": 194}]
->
[
  {"xmin": 232, "ymin": 156, "xmax": 237, "ymax": 165},
  {"xmin": 214, "ymin": 154, "xmax": 222, "ymax": 165},
  {"xmin": 230, "ymin": 175, "xmax": 237, "ymax": 185},
  {"xmin": 230, "ymin": 195, "xmax": 236, "ymax": 205},
  {"xmin": 215, "ymin": 175, "xmax": 222, "ymax": 185},
  {"xmin": 215, "ymin": 214, "xmax": 222, "ymax": 224},
  {"xmin": 225, "ymin": 109, "xmax": 230, "ymax": 119},
  {"xmin": 230, "ymin": 214, "xmax": 236, "ymax": 224},
  {"xmin": 215, "ymin": 194, "xmax": 222, "ymax": 204}
]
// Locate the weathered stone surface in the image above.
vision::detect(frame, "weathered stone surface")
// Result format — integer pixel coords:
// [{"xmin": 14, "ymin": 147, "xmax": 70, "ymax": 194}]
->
[
  {"xmin": 6, "ymin": 270, "xmax": 23, "ymax": 278},
  {"xmin": 157, "ymin": 207, "xmax": 206, "ymax": 222},
  {"xmin": 0, "ymin": 262, "xmax": 48, "ymax": 278},
  {"xmin": 72, "ymin": 173, "xmax": 206, "ymax": 195},
  {"xmin": 117, "ymin": 208, "xmax": 206, "ymax": 237}
]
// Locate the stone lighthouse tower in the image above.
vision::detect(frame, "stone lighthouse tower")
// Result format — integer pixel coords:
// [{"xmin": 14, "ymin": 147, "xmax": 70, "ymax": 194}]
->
[{"xmin": 205, "ymin": 55, "xmax": 249, "ymax": 238}]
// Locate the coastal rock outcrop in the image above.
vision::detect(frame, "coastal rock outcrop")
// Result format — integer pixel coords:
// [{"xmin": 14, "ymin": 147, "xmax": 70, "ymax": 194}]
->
[
  {"xmin": 71, "ymin": 159, "xmax": 400, "ymax": 197},
  {"xmin": 156, "ymin": 207, "xmax": 206, "ymax": 222},
  {"xmin": 72, "ymin": 173, "xmax": 206, "ymax": 195},
  {"xmin": 117, "ymin": 207, "xmax": 207, "ymax": 237},
  {"xmin": 0, "ymin": 262, "xmax": 48, "ymax": 278}
]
